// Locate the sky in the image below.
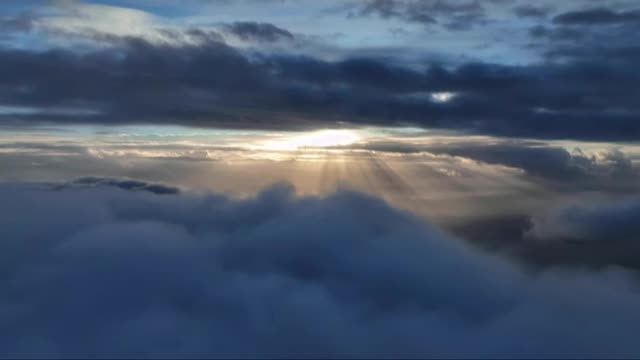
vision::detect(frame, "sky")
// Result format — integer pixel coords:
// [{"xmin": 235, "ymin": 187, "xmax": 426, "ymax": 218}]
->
[{"xmin": 1, "ymin": 0, "xmax": 640, "ymax": 357}]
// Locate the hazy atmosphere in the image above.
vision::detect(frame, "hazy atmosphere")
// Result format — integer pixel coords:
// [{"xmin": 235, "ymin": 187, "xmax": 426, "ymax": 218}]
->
[{"xmin": 1, "ymin": 0, "xmax": 640, "ymax": 357}]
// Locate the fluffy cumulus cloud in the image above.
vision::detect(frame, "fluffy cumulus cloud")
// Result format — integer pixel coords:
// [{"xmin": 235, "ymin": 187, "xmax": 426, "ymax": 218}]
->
[{"xmin": 1, "ymin": 180, "xmax": 640, "ymax": 357}]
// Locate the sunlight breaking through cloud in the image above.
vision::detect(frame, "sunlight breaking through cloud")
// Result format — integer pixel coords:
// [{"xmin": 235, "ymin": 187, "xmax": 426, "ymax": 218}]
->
[
  {"xmin": 431, "ymin": 92, "xmax": 457, "ymax": 103},
  {"xmin": 260, "ymin": 129, "xmax": 364, "ymax": 151}
]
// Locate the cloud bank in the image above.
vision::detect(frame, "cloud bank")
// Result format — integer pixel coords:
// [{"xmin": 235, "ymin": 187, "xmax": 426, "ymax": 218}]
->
[
  {"xmin": 1, "ymin": 180, "xmax": 640, "ymax": 357},
  {"xmin": 0, "ymin": 1, "xmax": 639, "ymax": 141}
]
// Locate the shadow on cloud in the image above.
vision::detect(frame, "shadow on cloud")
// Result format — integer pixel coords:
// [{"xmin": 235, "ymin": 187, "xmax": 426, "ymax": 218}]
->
[{"xmin": 516, "ymin": 197, "xmax": 640, "ymax": 270}]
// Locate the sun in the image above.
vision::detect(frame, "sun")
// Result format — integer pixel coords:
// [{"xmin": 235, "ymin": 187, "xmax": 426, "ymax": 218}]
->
[{"xmin": 263, "ymin": 129, "xmax": 362, "ymax": 151}]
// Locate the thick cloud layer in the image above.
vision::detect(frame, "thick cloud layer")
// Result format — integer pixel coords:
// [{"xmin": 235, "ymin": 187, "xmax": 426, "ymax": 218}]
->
[
  {"xmin": 0, "ymin": 1, "xmax": 639, "ymax": 141},
  {"xmin": 2, "ymin": 181, "xmax": 640, "ymax": 357}
]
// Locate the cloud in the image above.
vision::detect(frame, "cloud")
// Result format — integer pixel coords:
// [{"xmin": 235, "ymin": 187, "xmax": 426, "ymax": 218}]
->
[
  {"xmin": 357, "ymin": 0, "xmax": 437, "ymax": 24},
  {"xmin": 0, "ymin": 34, "xmax": 639, "ymax": 141},
  {"xmin": 528, "ymin": 24, "xmax": 584, "ymax": 41},
  {"xmin": 513, "ymin": 5, "xmax": 550, "ymax": 18},
  {"xmin": 224, "ymin": 22, "xmax": 294, "ymax": 42},
  {"xmin": 2, "ymin": 180, "xmax": 640, "ymax": 357},
  {"xmin": 354, "ymin": 0, "xmax": 488, "ymax": 30},
  {"xmin": 0, "ymin": 2, "xmax": 638, "ymax": 141},
  {"xmin": 345, "ymin": 140, "xmax": 639, "ymax": 191},
  {"xmin": 0, "ymin": 12, "xmax": 36, "ymax": 33},
  {"xmin": 69, "ymin": 177, "xmax": 180, "ymax": 194},
  {"xmin": 428, "ymin": 145, "xmax": 638, "ymax": 189},
  {"xmin": 447, "ymin": 191, "xmax": 640, "ymax": 272},
  {"xmin": 515, "ymin": 197, "xmax": 640, "ymax": 270},
  {"xmin": 528, "ymin": 6, "xmax": 640, "ymax": 68},
  {"xmin": 553, "ymin": 8, "xmax": 640, "ymax": 25},
  {"xmin": 527, "ymin": 198, "xmax": 640, "ymax": 243}
]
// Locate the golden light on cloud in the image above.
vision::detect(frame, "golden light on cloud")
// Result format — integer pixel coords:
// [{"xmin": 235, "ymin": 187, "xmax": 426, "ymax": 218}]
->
[{"xmin": 261, "ymin": 129, "xmax": 362, "ymax": 151}]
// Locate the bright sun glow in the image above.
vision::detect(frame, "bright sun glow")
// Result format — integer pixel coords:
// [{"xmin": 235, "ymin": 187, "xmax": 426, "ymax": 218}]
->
[
  {"xmin": 262, "ymin": 129, "xmax": 362, "ymax": 151},
  {"xmin": 431, "ymin": 92, "xmax": 457, "ymax": 103}
]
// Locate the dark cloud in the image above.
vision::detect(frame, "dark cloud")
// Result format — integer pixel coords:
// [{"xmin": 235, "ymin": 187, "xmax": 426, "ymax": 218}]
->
[
  {"xmin": 445, "ymin": 191, "xmax": 640, "ymax": 272},
  {"xmin": 528, "ymin": 25, "xmax": 584, "ymax": 41},
  {"xmin": 0, "ymin": 12, "xmax": 35, "ymax": 32},
  {"xmin": 0, "ymin": 37, "xmax": 274, "ymax": 127},
  {"xmin": 445, "ymin": 205, "xmax": 640, "ymax": 272},
  {"xmin": 354, "ymin": 0, "xmax": 487, "ymax": 30},
  {"xmin": 528, "ymin": 8, "xmax": 640, "ymax": 72},
  {"xmin": 357, "ymin": 0, "xmax": 437, "ymax": 23},
  {"xmin": 333, "ymin": 57, "xmax": 640, "ymax": 140},
  {"xmin": 532, "ymin": 13, "xmax": 639, "ymax": 65},
  {"xmin": 553, "ymin": 7, "xmax": 640, "ymax": 25},
  {"xmin": 527, "ymin": 198, "xmax": 640, "ymax": 244},
  {"xmin": 513, "ymin": 197, "xmax": 640, "ymax": 270},
  {"xmin": 446, "ymin": 214, "xmax": 533, "ymax": 253},
  {"xmin": 2, "ymin": 181, "xmax": 640, "ymax": 357},
  {"xmin": 0, "ymin": 13, "xmax": 638, "ymax": 140},
  {"xmin": 513, "ymin": 5, "xmax": 550, "ymax": 18},
  {"xmin": 224, "ymin": 21, "xmax": 294, "ymax": 42},
  {"xmin": 69, "ymin": 177, "xmax": 180, "ymax": 194}
]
